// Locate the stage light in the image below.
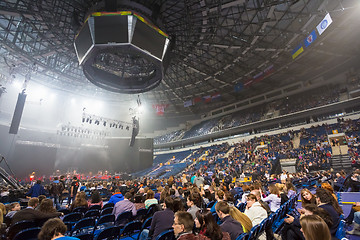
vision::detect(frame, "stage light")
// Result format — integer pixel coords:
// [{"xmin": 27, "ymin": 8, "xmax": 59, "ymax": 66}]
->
[
  {"xmin": 103, "ymin": 121, "xmax": 106, "ymax": 126},
  {"xmin": 126, "ymin": 126, "xmax": 129, "ymax": 131}
]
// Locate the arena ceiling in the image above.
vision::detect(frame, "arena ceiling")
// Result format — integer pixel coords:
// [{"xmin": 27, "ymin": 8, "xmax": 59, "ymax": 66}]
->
[{"xmin": 0, "ymin": 0, "xmax": 359, "ymax": 116}]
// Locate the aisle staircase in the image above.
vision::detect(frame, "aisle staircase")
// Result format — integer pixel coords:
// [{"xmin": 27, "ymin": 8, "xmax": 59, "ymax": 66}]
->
[
  {"xmin": 224, "ymin": 147, "xmax": 235, "ymax": 158},
  {"xmin": 293, "ymin": 134, "xmax": 301, "ymax": 149},
  {"xmin": 331, "ymin": 154, "xmax": 352, "ymax": 171}
]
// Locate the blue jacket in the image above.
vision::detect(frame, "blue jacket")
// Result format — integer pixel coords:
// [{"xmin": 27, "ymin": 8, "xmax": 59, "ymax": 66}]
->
[
  {"xmin": 27, "ymin": 184, "xmax": 46, "ymax": 197},
  {"xmin": 108, "ymin": 193, "xmax": 124, "ymax": 205}
]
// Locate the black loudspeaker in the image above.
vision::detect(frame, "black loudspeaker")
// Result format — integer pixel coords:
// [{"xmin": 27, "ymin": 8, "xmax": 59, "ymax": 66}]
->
[
  {"xmin": 9, "ymin": 92, "xmax": 27, "ymax": 134},
  {"xmin": 129, "ymin": 118, "xmax": 139, "ymax": 147}
]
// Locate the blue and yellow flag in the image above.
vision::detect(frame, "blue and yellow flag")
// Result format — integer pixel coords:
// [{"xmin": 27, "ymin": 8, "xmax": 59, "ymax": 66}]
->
[{"xmin": 292, "ymin": 44, "xmax": 304, "ymax": 59}]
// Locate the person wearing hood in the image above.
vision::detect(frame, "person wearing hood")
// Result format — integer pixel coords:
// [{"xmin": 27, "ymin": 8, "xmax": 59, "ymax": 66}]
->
[{"xmin": 108, "ymin": 189, "xmax": 124, "ymax": 205}]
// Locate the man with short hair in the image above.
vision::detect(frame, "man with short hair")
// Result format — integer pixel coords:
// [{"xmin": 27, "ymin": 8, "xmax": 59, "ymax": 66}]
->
[
  {"xmin": 250, "ymin": 190, "xmax": 271, "ymax": 214},
  {"xmin": 11, "ymin": 197, "xmax": 62, "ymax": 225},
  {"xmin": 139, "ymin": 197, "xmax": 175, "ymax": 240},
  {"xmin": 172, "ymin": 211, "xmax": 209, "ymax": 240},
  {"xmin": 112, "ymin": 192, "xmax": 137, "ymax": 218},
  {"xmin": 26, "ymin": 180, "xmax": 46, "ymax": 197},
  {"xmin": 216, "ymin": 201, "xmax": 243, "ymax": 240}
]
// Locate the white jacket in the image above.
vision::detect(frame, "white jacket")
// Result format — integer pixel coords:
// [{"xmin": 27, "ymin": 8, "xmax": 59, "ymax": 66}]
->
[{"xmin": 244, "ymin": 202, "xmax": 268, "ymax": 226}]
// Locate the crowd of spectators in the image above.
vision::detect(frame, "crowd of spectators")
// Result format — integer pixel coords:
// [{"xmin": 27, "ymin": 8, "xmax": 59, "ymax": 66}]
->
[{"xmin": 155, "ymin": 84, "xmax": 345, "ymax": 144}]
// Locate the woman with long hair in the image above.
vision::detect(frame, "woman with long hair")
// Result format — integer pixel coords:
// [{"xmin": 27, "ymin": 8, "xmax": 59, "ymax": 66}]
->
[
  {"xmin": 145, "ymin": 189, "xmax": 158, "ymax": 209},
  {"xmin": 88, "ymin": 191, "xmax": 103, "ymax": 208},
  {"xmin": 229, "ymin": 206, "xmax": 252, "ymax": 233},
  {"xmin": 38, "ymin": 199, "xmax": 57, "ymax": 213},
  {"xmin": 195, "ymin": 209, "xmax": 231, "ymax": 240},
  {"xmin": 320, "ymin": 182, "xmax": 337, "ymax": 201},
  {"xmin": 69, "ymin": 192, "xmax": 88, "ymax": 212},
  {"xmin": 300, "ymin": 188, "xmax": 316, "ymax": 207},
  {"xmin": 262, "ymin": 184, "xmax": 281, "ymax": 212},
  {"xmin": 300, "ymin": 215, "xmax": 331, "ymax": 240}
]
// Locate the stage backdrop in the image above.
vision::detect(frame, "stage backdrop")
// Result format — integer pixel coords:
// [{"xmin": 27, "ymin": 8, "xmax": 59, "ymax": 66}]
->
[{"xmin": 9, "ymin": 137, "xmax": 153, "ymax": 179}]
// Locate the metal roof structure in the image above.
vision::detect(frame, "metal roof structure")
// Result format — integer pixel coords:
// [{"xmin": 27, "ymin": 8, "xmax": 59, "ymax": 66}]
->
[{"xmin": 0, "ymin": 0, "xmax": 359, "ymax": 116}]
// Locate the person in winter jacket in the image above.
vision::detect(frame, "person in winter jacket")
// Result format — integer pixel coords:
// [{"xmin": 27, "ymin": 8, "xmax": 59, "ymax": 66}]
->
[{"xmin": 108, "ymin": 189, "xmax": 124, "ymax": 205}]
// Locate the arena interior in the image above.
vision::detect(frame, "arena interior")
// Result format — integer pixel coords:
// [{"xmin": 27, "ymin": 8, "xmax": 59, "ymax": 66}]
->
[{"xmin": 0, "ymin": 0, "xmax": 359, "ymax": 240}]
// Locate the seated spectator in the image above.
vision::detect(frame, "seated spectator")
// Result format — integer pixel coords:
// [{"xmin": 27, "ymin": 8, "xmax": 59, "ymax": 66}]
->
[
  {"xmin": 38, "ymin": 199, "xmax": 57, "ymax": 214},
  {"xmin": 187, "ymin": 192, "xmax": 201, "ymax": 219},
  {"xmin": 300, "ymin": 188, "xmax": 316, "ymax": 209},
  {"xmin": 250, "ymin": 190, "xmax": 271, "ymax": 214},
  {"xmin": 303, "ymin": 204, "xmax": 333, "ymax": 230},
  {"xmin": 315, "ymin": 188, "xmax": 341, "ymax": 236},
  {"xmin": 139, "ymin": 196, "xmax": 174, "ymax": 240},
  {"xmin": 276, "ymin": 184, "xmax": 289, "ymax": 205},
  {"xmin": 172, "ymin": 211, "xmax": 209, "ymax": 240},
  {"xmin": 244, "ymin": 194, "xmax": 267, "ymax": 226},
  {"xmin": 88, "ymin": 191, "xmax": 103, "ymax": 208},
  {"xmin": 11, "ymin": 197, "xmax": 62, "ymax": 225},
  {"xmin": 27, "ymin": 180, "xmax": 46, "ymax": 198},
  {"xmin": 300, "ymin": 215, "xmax": 331, "ymax": 240},
  {"xmin": 215, "ymin": 201, "xmax": 243, "ymax": 240},
  {"xmin": 320, "ymin": 182, "xmax": 337, "ymax": 201},
  {"xmin": 134, "ymin": 194, "xmax": 145, "ymax": 210},
  {"xmin": 38, "ymin": 218, "xmax": 80, "ymax": 240},
  {"xmin": 145, "ymin": 190, "xmax": 158, "ymax": 209},
  {"xmin": 229, "ymin": 206, "xmax": 252, "ymax": 233},
  {"xmin": 107, "ymin": 189, "xmax": 124, "ymax": 205},
  {"xmin": 195, "ymin": 209, "xmax": 231, "ymax": 240},
  {"xmin": 112, "ymin": 192, "xmax": 136, "ymax": 218},
  {"xmin": 5, "ymin": 202, "xmax": 20, "ymax": 219},
  {"xmin": 285, "ymin": 182, "xmax": 296, "ymax": 199},
  {"xmin": 68, "ymin": 192, "xmax": 88, "ymax": 212},
  {"xmin": 333, "ymin": 172, "xmax": 345, "ymax": 191},
  {"xmin": 262, "ymin": 184, "xmax": 281, "ymax": 212},
  {"xmin": 210, "ymin": 190, "xmax": 224, "ymax": 213}
]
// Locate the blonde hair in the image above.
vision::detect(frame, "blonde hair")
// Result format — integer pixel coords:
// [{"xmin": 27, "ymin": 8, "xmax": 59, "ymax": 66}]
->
[
  {"xmin": 0, "ymin": 203, "xmax": 6, "ymax": 225},
  {"xmin": 229, "ymin": 206, "xmax": 252, "ymax": 233}
]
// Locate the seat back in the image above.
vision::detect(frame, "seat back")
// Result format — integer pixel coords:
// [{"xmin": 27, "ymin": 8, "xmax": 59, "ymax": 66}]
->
[
  {"xmin": 120, "ymin": 220, "xmax": 142, "ymax": 238},
  {"xmin": 135, "ymin": 208, "xmax": 147, "ymax": 221},
  {"xmin": 97, "ymin": 214, "xmax": 115, "ymax": 226},
  {"xmin": 155, "ymin": 229, "xmax": 175, "ymax": 240},
  {"xmin": 85, "ymin": 210, "xmax": 101, "ymax": 218},
  {"xmin": 7, "ymin": 220, "xmax": 36, "ymax": 240},
  {"xmin": 71, "ymin": 217, "xmax": 96, "ymax": 236},
  {"xmin": 101, "ymin": 207, "xmax": 114, "ymax": 216},
  {"xmin": 73, "ymin": 232, "xmax": 94, "ymax": 240},
  {"xmin": 13, "ymin": 227, "xmax": 41, "ymax": 240},
  {"xmin": 102, "ymin": 202, "xmax": 114, "ymax": 209},
  {"xmin": 58, "ymin": 208, "xmax": 71, "ymax": 215},
  {"xmin": 115, "ymin": 211, "xmax": 133, "ymax": 226},
  {"xmin": 63, "ymin": 212, "xmax": 84, "ymax": 222},
  {"xmin": 95, "ymin": 226, "xmax": 120, "ymax": 240},
  {"xmin": 236, "ymin": 233, "xmax": 249, "ymax": 240},
  {"xmin": 73, "ymin": 206, "xmax": 88, "ymax": 213},
  {"xmin": 89, "ymin": 205, "xmax": 102, "ymax": 211}
]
